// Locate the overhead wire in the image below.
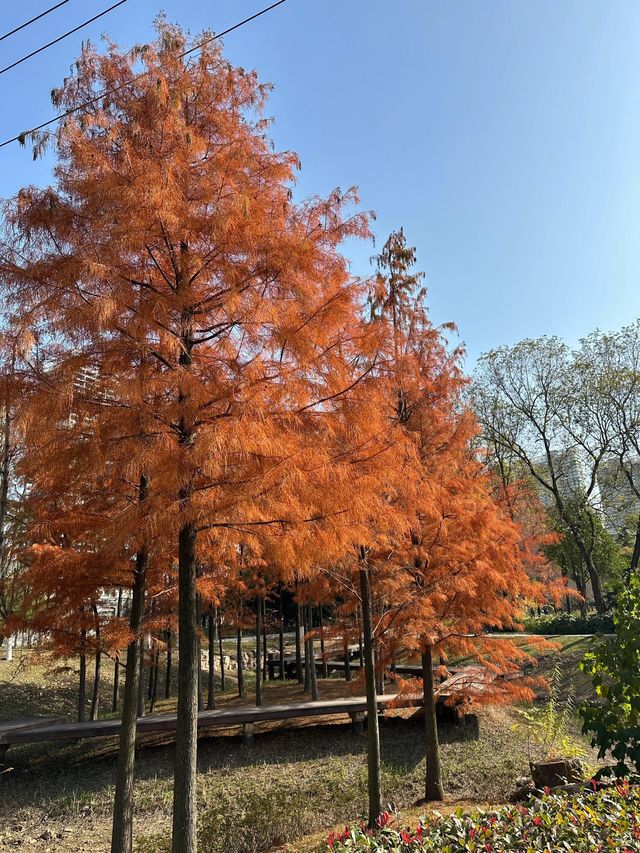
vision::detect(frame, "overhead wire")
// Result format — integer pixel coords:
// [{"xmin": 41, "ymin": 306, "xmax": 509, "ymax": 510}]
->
[
  {"xmin": 0, "ymin": 0, "xmax": 72, "ymax": 43},
  {"xmin": 0, "ymin": 0, "xmax": 288, "ymax": 149},
  {"xmin": 0, "ymin": 0, "xmax": 128, "ymax": 76}
]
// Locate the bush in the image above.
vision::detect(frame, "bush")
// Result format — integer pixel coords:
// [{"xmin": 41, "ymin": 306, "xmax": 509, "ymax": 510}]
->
[
  {"xmin": 580, "ymin": 577, "xmax": 640, "ymax": 779},
  {"xmin": 322, "ymin": 783, "xmax": 640, "ymax": 851},
  {"xmin": 523, "ymin": 611, "xmax": 614, "ymax": 635}
]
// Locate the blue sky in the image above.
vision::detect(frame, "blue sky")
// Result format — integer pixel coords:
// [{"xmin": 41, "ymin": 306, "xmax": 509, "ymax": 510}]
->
[{"xmin": 1, "ymin": 1, "xmax": 639, "ymax": 367}]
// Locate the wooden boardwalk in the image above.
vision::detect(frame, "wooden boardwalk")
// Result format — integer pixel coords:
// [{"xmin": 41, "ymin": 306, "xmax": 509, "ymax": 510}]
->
[
  {"xmin": 0, "ymin": 693, "xmax": 423, "ymax": 755},
  {"xmin": 0, "ymin": 664, "xmax": 507, "ymax": 757}
]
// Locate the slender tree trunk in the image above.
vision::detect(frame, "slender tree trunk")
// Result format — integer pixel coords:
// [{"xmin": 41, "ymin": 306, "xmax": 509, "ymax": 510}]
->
[
  {"xmin": 629, "ymin": 513, "xmax": 640, "ymax": 580},
  {"xmin": 78, "ymin": 630, "xmax": 87, "ymax": 724},
  {"xmin": 343, "ymin": 635, "xmax": 352, "ymax": 682},
  {"xmin": 90, "ymin": 604, "xmax": 101, "ymax": 721},
  {"xmin": 255, "ymin": 598, "xmax": 263, "ymax": 707},
  {"xmin": 584, "ymin": 553, "xmax": 605, "ymax": 613},
  {"xmin": 573, "ymin": 562, "xmax": 588, "ymax": 618},
  {"xmin": 319, "ymin": 608, "xmax": 328, "ymax": 679},
  {"xmin": 217, "ymin": 609, "xmax": 225, "ymax": 693},
  {"xmin": 149, "ymin": 645, "xmax": 160, "ymax": 714},
  {"xmin": 278, "ymin": 591, "xmax": 285, "ymax": 681},
  {"xmin": 262, "ymin": 598, "xmax": 268, "ymax": 681},
  {"xmin": 237, "ymin": 628, "xmax": 245, "ymax": 699},
  {"xmin": 303, "ymin": 605, "xmax": 311, "ymax": 693},
  {"xmin": 0, "ymin": 368, "xmax": 13, "ymax": 617},
  {"xmin": 136, "ymin": 638, "xmax": 145, "ymax": 718},
  {"xmin": 422, "ymin": 646, "xmax": 444, "ymax": 802},
  {"xmin": 112, "ymin": 588, "xmax": 123, "ymax": 713},
  {"xmin": 207, "ymin": 608, "xmax": 216, "ymax": 710},
  {"xmin": 165, "ymin": 630, "xmax": 172, "ymax": 700},
  {"xmin": 295, "ymin": 603, "xmax": 303, "ymax": 684},
  {"xmin": 196, "ymin": 594, "xmax": 204, "ymax": 713},
  {"xmin": 110, "ymin": 529, "xmax": 147, "ymax": 853},
  {"xmin": 360, "ymin": 556, "xmax": 382, "ymax": 827},
  {"xmin": 172, "ymin": 517, "xmax": 199, "ymax": 853},
  {"xmin": 571, "ymin": 530, "xmax": 605, "ymax": 613},
  {"xmin": 148, "ymin": 638, "xmax": 154, "ymax": 701},
  {"xmin": 375, "ymin": 639, "xmax": 385, "ymax": 696},
  {"xmin": 308, "ymin": 603, "xmax": 319, "ymax": 701}
]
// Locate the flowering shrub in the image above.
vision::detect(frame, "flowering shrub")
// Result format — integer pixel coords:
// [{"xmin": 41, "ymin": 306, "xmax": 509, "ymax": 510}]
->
[{"xmin": 323, "ymin": 783, "xmax": 640, "ymax": 851}]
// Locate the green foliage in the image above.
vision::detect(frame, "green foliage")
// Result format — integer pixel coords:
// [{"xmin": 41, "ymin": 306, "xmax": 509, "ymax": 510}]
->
[
  {"xmin": 544, "ymin": 501, "xmax": 626, "ymax": 601},
  {"xmin": 513, "ymin": 659, "xmax": 584, "ymax": 763},
  {"xmin": 322, "ymin": 784, "xmax": 640, "ymax": 851},
  {"xmin": 580, "ymin": 577, "xmax": 640, "ymax": 778},
  {"xmin": 524, "ymin": 611, "xmax": 614, "ymax": 635}
]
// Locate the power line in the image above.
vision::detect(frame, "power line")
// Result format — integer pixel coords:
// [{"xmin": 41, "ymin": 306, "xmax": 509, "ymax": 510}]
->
[
  {"xmin": 0, "ymin": 0, "xmax": 287, "ymax": 149},
  {"xmin": 0, "ymin": 0, "xmax": 128, "ymax": 76},
  {"xmin": 0, "ymin": 0, "xmax": 72, "ymax": 43}
]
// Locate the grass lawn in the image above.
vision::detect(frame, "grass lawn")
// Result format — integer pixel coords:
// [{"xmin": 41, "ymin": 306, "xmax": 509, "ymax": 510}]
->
[{"xmin": 0, "ymin": 636, "xmax": 600, "ymax": 853}]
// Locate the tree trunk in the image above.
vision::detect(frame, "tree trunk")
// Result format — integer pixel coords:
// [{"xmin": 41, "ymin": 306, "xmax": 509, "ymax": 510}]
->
[
  {"xmin": 149, "ymin": 645, "xmax": 160, "ymax": 714},
  {"xmin": 343, "ymin": 635, "xmax": 352, "ymax": 682},
  {"xmin": 165, "ymin": 630, "xmax": 172, "ymax": 700},
  {"xmin": 295, "ymin": 602, "xmax": 303, "ymax": 684},
  {"xmin": 359, "ymin": 557, "xmax": 382, "ymax": 827},
  {"xmin": 278, "ymin": 591, "xmax": 285, "ymax": 680},
  {"xmin": 629, "ymin": 512, "xmax": 640, "ymax": 580},
  {"xmin": 112, "ymin": 588, "xmax": 124, "ymax": 713},
  {"xmin": 136, "ymin": 638, "xmax": 145, "ymax": 718},
  {"xmin": 237, "ymin": 628, "xmax": 245, "ymax": 698},
  {"xmin": 110, "ymin": 533, "xmax": 147, "ymax": 853},
  {"xmin": 308, "ymin": 603, "xmax": 319, "ymax": 701},
  {"xmin": 376, "ymin": 639, "xmax": 385, "ymax": 696},
  {"xmin": 422, "ymin": 646, "xmax": 444, "ymax": 802},
  {"xmin": 319, "ymin": 608, "xmax": 328, "ymax": 679},
  {"xmin": 262, "ymin": 598, "xmax": 268, "ymax": 681},
  {"xmin": 90, "ymin": 603, "xmax": 101, "ymax": 721},
  {"xmin": 255, "ymin": 598, "xmax": 263, "ymax": 707},
  {"xmin": 147, "ymin": 639, "xmax": 154, "ymax": 701},
  {"xmin": 171, "ymin": 520, "xmax": 199, "ymax": 853},
  {"xmin": 207, "ymin": 608, "xmax": 216, "ymax": 710},
  {"xmin": 197, "ymin": 595, "xmax": 204, "ymax": 713},
  {"xmin": 584, "ymin": 552, "xmax": 606, "ymax": 613},
  {"xmin": 78, "ymin": 630, "xmax": 87, "ymax": 724},
  {"xmin": 217, "ymin": 609, "xmax": 225, "ymax": 693},
  {"xmin": 303, "ymin": 605, "xmax": 311, "ymax": 693}
]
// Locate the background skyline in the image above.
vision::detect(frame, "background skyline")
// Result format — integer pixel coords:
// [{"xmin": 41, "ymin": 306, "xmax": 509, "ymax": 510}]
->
[{"xmin": 1, "ymin": 0, "xmax": 638, "ymax": 367}]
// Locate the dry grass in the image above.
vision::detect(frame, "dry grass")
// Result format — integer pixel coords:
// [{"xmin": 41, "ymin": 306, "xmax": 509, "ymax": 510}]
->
[{"xmin": 0, "ymin": 640, "xmax": 598, "ymax": 853}]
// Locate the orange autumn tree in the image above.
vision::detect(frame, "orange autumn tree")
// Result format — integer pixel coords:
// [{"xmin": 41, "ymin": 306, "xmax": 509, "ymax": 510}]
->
[
  {"xmin": 365, "ymin": 229, "xmax": 560, "ymax": 804},
  {"xmin": 0, "ymin": 22, "xmax": 407, "ymax": 853}
]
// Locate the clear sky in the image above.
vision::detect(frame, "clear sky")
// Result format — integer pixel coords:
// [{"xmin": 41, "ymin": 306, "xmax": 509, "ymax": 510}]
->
[{"xmin": 1, "ymin": 0, "xmax": 639, "ymax": 367}]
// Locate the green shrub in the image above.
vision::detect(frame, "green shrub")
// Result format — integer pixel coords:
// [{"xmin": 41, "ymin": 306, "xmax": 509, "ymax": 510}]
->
[
  {"xmin": 580, "ymin": 577, "xmax": 640, "ymax": 779},
  {"xmin": 322, "ymin": 783, "xmax": 640, "ymax": 851},
  {"xmin": 523, "ymin": 611, "xmax": 614, "ymax": 635}
]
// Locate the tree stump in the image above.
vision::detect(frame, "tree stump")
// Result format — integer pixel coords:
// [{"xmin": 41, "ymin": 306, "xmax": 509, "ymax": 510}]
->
[{"xmin": 530, "ymin": 758, "xmax": 583, "ymax": 789}]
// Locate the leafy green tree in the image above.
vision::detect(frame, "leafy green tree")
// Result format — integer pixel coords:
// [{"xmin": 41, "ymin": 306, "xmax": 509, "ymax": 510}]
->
[
  {"xmin": 544, "ymin": 501, "xmax": 625, "ymax": 611},
  {"xmin": 580, "ymin": 577, "xmax": 640, "ymax": 778}
]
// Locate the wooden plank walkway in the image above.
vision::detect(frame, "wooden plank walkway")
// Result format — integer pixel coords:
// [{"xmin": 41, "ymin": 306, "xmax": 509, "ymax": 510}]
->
[
  {"xmin": 0, "ymin": 694, "xmax": 423, "ymax": 752},
  {"xmin": 0, "ymin": 664, "xmax": 510, "ymax": 756}
]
